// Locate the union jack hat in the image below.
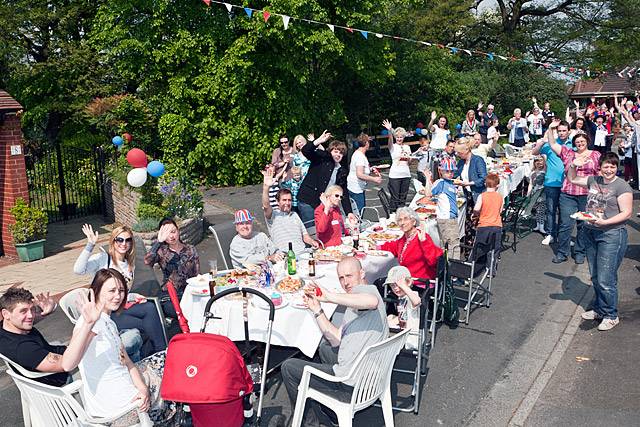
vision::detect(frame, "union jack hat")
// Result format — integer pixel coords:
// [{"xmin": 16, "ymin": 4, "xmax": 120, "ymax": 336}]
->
[
  {"xmin": 234, "ymin": 209, "xmax": 254, "ymax": 224},
  {"xmin": 439, "ymin": 157, "xmax": 457, "ymax": 171}
]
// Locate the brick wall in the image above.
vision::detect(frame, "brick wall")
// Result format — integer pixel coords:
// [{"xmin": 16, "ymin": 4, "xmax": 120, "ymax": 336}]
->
[
  {"xmin": 104, "ymin": 180, "xmax": 142, "ymax": 226},
  {"xmin": 0, "ymin": 113, "xmax": 29, "ymax": 258}
]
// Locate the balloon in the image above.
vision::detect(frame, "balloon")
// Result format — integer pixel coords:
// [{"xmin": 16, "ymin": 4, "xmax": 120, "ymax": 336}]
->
[
  {"xmin": 420, "ymin": 128, "xmax": 428, "ymax": 136},
  {"xmin": 147, "ymin": 160, "xmax": 165, "ymax": 178},
  {"xmin": 123, "ymin": 133, "xmax": 133, "ymax": 143},
  {"xmin": 126, "ymin": 148, "xmax": 148, "ymax": 168},
  {"xmin": 127, "ymin": 168, "xmax": 148, "ymax": 187},
  {"xmin": 381, "ymin": 129, "xmax": 389, "ymax": 135},
  {"xmin": 415, "ymin": 128, "xmax": 421, "ymax": 135},
  {"xmin": 112, "ymin": 136, "xmax": 124, "ymax": 146},
  {"xmin": 416, "ymin": 122, "xmax": 424, "ymax": 128},
  {"xmin": 455, "ymin": 123, "xmax": 462, "ymax": 130}
]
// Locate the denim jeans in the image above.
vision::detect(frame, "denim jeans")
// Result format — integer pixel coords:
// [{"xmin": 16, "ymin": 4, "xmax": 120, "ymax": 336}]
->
[
  {"xmin": 584, "ymin": 226, "xmax": 627, "ymax": 319},
  {"xmin": 119, "ymin": 328, "xmax": 143, "ymax": 362},
  {"xmin": 544, "ymin": 186, "xmax": 561, "ymax": 237},
  {"xmin": 557, "ymin": 192, "xmax": 587, "ymax": 259},
  {"xmin": 297, "ymin": 200, "xmax": 316, "ymax": 228},
  {"xmin": 348, "ymin": 190, "xmax": 365, "ymax": 214},
  {"xmin": 112, "ymin": 301, "xmax": 167, "ymax": 356}
]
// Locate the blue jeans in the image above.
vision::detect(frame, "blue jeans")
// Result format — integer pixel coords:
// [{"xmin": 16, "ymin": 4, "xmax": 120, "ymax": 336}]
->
[
  {"xmin": 544, "ymin": 186, "xmax": 561, "ymax": 238},
  {"xmin": 348, "ymin": 191, "xmax": 365, "ymax": 214},
  {"xmin": 297, "ymin": 200, "xmax": 316, "ymax": 228},
  {"xmin": 119, "ymin": 328, "xmax": 143, "ymax": 362},
  {"xmin": 584, "ymin": 227, "xmax": 627, "ymax": 319},
  {"xmin": 557, "ymin": 193, "xmax": 587, "ymax": 259},
  {"xmin": 112, "ymin": 301, "xmax": 167, "ymax": 356}
]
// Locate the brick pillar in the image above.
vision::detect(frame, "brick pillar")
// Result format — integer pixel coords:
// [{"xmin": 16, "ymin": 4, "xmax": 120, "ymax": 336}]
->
[{"xmin": 0, "ymin": 107, "xmax": 28, "ymax": 258}]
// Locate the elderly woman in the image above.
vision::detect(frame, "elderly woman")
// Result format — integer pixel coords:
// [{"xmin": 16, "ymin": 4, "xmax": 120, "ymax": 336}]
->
[
  {"xmin": 314, "ymin": 185, "xmax": 350, "ymax": 247},
  {"xmin": 507, "ymin": 108, "xmax": 529, "ymax": 147},
  {"xmin": 271, "ymin": 134, "xmax": 295, "ymax": 181},
  {"xmin": 144, "ymin": 218, "xmax": 200, "ymax": 319},
  {"xmin": 455, "ymin": 138, "xmax": 487, "ymax": 202},
  {"xmin": 545, "ymin": 121, "xmax": 601, "ymax": 264},
  {"xmin": 73, "ymin": 224, "xmax": 166, "ymax": 357},
  {"xmin": 380, "ymin": 207, "xmax": 443, "ymax": 282},
  {"xmin": 229, "ymin": 209, "xmax": 284, "ymax": 268},
  {"xmin": 382, "ymin": 120, "xmax": 412, "ymax": 211},
  {"xmin": 461, "ymin": 109, "xmax": 479, "ymax": 136}
]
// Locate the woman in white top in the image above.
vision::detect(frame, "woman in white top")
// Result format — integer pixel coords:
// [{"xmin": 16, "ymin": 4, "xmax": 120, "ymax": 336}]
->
[
  {"xmin": 74, "ymin": 225, "xmax": 166, "ymax": 357},
  {"xmin": 383, "ymin": 120, "xmax": 413, "ymax": 212},
  {"xmin": 73, "ymin": 269, "xmax": 173, "ymax": 425},
  {"xmin": 507, "ymin": 108, "xmax": 529, "ymax": 147},
  {"xmin": 347, "ymin": 133, "xmax": 382, "ymax": 213},
  {"xmin": 428, "ymin": 111, "xmax": 451, "ymax": 150}
]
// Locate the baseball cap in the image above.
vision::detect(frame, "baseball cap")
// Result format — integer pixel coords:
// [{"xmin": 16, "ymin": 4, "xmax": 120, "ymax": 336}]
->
[
  {"xmin": 439, "ymin": 157, "xmax": 457, "ymax": 171},
  {"xmin": 384, "ymin": 266, "xmax": 412, "ymax": 285},
  {"xmin": 234, "ymin": 209, "xmax": 254, "ymax": 224}
]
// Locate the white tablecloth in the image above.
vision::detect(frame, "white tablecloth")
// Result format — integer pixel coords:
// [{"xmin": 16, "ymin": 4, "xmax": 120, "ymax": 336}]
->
[
  {"xmin": 180, "ymin": 255, "xmax": 398, "ymax": 357},
  {"xmin": 407, "ymin": 195, "xmax": 467, "ymax": 240},
  {"xmin": 496, "ymin": 162, "xmax": 531, "ymax": 198}
]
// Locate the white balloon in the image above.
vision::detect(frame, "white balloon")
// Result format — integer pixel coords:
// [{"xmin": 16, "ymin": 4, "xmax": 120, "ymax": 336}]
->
[
  {"xmin": 127, "ymin": 167, "xmax": 148, "ymax": 188},
  {"xmin": 420, "ymin": 128, "xmax": 428, "ymax": 136}
]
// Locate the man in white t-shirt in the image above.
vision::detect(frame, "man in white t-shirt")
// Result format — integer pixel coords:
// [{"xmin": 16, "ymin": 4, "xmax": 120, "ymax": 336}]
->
[{"xmin": 347, "ymin": 134, "xmax": 382, "ymax": 213}]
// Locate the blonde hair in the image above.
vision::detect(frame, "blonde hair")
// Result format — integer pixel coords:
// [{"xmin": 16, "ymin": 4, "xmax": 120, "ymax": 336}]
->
[
  {"xmin": 109, "ymin": 225, "xmax": 135, "ymax": 274},
  {"xmin": 326, "ymin": 185, "xmax": 343, "ymax": 196},
  {"xmin": 455, "ymin": 137, "xmax": 473, "ymax": 153},
  {"xmin": 293, "ymin": 134, "xmax": 306, "ymax": 150},
  {"xmin": 291, "ymin": 166, "xmax": 302, "ymax": 174}
]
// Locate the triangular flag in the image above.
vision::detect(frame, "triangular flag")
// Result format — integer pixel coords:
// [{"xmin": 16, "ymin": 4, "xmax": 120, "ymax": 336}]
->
[
  {"xmin": 327, "ymin": 24, "xmax": 334, "ymax": 32},
  {"xmin": 224, "ymin": 2, "xmax": 232, "ymax": 12},
  {"xmin": 496, "ymin": 54, "xmax": 507, "ymax": 60},
  {"xmin": 450, "ymin": 47, "xmax": 458, "ymax": 54},
  {"xmin": 244, "ymin": 7, "xmax": 252, "ymax": 17},
  {"xmin": 282, "ymin": 15, "xmax": 290, "ymax": 29},
  {"xmin": 420, "ymin": 41, "xmax": 431, "ymax": 46},
  {"xmin": 560, "ymin": 66, "xmax": 566, "ymax": 72},
  {"xmin": 263, "ymin": 11, "xmax": 271, "ymax": 22},
  {"xmin": 463, "ymin": 49, "xmax": 472, "ymax": 56},
  {"xmin": 487, "ymin": 53, "xmax": 494, "ymax": 61},
  {"xmin": 360, "ymin": 30, "xmax": 368, "ymax": 39},
  {"xmin": 347, "ymin": 27, "xmax": 354, "ymax": 33},
  {"xmin": 437, "ymin": 44, "xmax": 445, "ymax": 49},
  {"xmin": 586, "ymin": 70, "xmax": 591, "ymax": 77},
  {"xmin": 375, "ymin": 33, "xmax": 383, "ymax": 38},
  {"xmin": 202, "ymin": 0, "xmax": 210, "ymax": 6}
]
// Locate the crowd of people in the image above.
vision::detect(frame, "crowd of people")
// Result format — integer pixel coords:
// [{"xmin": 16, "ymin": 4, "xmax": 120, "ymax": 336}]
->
[{"xmin": 0, "ymin": 94, "xmax": 637, "ymax": 426}]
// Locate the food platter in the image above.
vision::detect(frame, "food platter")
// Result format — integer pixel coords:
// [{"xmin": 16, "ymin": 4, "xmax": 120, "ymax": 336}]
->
[
  {"xmin": 570, "ymin": 211, "xmax": 598, "ymax": 221},
  {"xmin": 372, "ymin": 164, "xmax": 390, "ymax": 169},
  {"xmin": 275, "ymin": 276, "xmax": 304, "ymax": 293},
  {"xmin": 212, "ymin": 269, "xmax": 259, "ymax": 287},
  {"xmin": 314, "ymin": 248, "xmax": 346, "ymax": 262},
  {"xmin": 367, "ymin": 232, "xmax": 400, "ymax": 242}
]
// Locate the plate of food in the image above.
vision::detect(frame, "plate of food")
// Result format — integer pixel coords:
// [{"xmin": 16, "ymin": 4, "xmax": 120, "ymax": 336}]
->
[
  {"xmin": 186, "ymin": 274, "xmax": 212, "ymax": 288},
  {"xmin": 289, "ymin": 293, "xmax": 308, "ymax": 310},
  {"xmin": 571, "ymin": 212, "xmax": 598, "ymax": 221},
  {"xmin": 366, "ymin": 250, "xmax": 391, "ymax": 257},
  {"xmin": 367, "ymin": 232, "xmax": 400, "ymax": 242},
  {"xmin": 252, "ymin": 292, "xmax": 288, "ymax": 310},
  {"xmin": 276, "ymin": 276, "xmax": 304, "ymax": 293},
  {"xmin": 372, "ymin": 164, "xmax": 390, "ymax": 169},
  {"xmin": 314, "ymin": 248, "xmax": 346, "ymax": 262},
  {"xmin": 190, "ymin": 287, "xmax": 211, "ymax": 296},
  {"xmin": 212, "ymin": 269, "xmax": 259, "ymax": 287}
]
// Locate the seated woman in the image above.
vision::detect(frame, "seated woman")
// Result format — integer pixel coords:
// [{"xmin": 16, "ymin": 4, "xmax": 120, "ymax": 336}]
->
[
  {"xmin": 380, "ymin": 207, "xmax": 443, "ymax": 284},
  {"xmin": 384, "ymin": 266, "xmax": 422, "ymax": 350},
  {"xmin": 144, "ymin": 218, "xmax": 200, "ymax": 319},
  {"xmin": 314, "ymin": 185, "xmax": 349, "ymax": 247},
  {"xmin": 72, "ymin": 268, "xmax": 173, "ymax": 425},
  {"xmin": 229, "ymin": 209, "xmax": 284, "ymax": 268},
  {"xmin": 73, "ymin": 224, "xmax": 166, "ymax": 357}
]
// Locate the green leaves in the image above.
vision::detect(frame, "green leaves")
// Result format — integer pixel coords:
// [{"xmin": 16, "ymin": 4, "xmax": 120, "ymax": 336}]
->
[{"xmin": 9, "ymin": 198, "xmax": 48, "ymax": 244}]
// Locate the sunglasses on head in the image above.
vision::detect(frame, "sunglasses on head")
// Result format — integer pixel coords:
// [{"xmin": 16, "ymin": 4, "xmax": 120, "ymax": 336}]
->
[{"xmin": 114, "ymin": 237, "xmax": 133, "ymax": 244}]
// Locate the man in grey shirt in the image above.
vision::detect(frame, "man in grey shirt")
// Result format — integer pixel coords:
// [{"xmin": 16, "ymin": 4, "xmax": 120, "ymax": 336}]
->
[
  {"xmin": 261, "ymin": 165, "xmax": 320, "ymax": 253},
  {"xmin": 229, "ymin": 209, "xmax": 284, "ymax": 268},
  {"xmin": 281, "ymin": 257, "xmax": 387, "ymax": 426}
]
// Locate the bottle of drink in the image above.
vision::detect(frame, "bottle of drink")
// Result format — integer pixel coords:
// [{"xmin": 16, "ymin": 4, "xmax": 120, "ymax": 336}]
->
[
  {"xmin": 308, "ymin": 253, "xmax": 316, "ymax": 277},
  {"xmin": 287, "ymin": 242, "xmax": 297, "ymax": 275},
  {"xmin": 352, "ymin": 225, "xmax": 360, "ymax": 249}
]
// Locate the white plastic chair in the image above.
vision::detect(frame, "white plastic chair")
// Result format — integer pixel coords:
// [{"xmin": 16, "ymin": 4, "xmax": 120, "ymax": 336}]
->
[
  {"xmin": 412, "ymin": 179, "xmax": 424, "ymax": 194},
  {"xmin": 5, "ymin": 368, "xmax": 151, "ymax": 427},
  {"xmin": 291, "ymin": 328, "xmax": 410, "ymax": 427},
  {"xmin": 0, "ymin": 352, "xmax": 53, "ymax": 380},
  {"xmin": 208, "ymin": 225, "xmax": 230, "ymax": 270},
  {"xmin": 58, "ymin": 288, "xmax": 88, "ymax": 325}
]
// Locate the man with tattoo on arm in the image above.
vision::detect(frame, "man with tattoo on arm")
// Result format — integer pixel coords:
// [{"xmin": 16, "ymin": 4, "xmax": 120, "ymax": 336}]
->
[{"xmin": 0, "ymin": 287, "xmax": 98, "ymax": 386}]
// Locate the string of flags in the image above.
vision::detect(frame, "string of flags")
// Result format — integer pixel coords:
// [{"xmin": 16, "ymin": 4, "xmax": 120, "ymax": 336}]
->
[{"xmin": 201, "ymin": 0, "xmax": 606, "ymax": 79}]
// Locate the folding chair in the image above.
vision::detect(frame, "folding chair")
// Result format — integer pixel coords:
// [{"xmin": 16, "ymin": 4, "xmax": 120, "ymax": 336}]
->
[
  {"xmin": 448, "ymin": 234, "xmax": 497, "ymax": 325},
  {"xmin": 515, "ymin": 186, "xmax": 544, "ymax": 238},
  {"xmin": 500, "ymin": 193, "xmax": 526, "ymax": 252},
  {"xmin": 208, "ymin": 225, "xmax": 230, "ymax": 270},
  {"xmin": 360, "ymin": 206, "xmax": 381, "ymax": 223},
  {"xmin": 377, "ymin": 188, "xmax": 392, "ymax": 217}
]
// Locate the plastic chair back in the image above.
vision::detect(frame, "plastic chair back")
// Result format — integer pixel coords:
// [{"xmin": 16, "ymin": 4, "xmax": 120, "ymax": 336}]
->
[
  {"xmin": 58, "ymin": 288, "xmax": 89, "ymax": 325},
  {"xmin": 377, "ymin": 188, "xmax": 391, "ymax": 217},
  {"xmin": 208, "ymin": 225, "xmax": 230, "ymax": 270},
  {"xmin": 0, "ymin": 352, "xmax": 52, "ymax": 379},
  {"xmin": 347, "ymin": 329, "xmax": 409, "ymax": 411}
]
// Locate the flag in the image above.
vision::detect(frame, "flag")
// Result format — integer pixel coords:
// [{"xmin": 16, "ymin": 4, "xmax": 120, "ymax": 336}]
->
[
  {"xmin": 263, "ymin": 11, "xmax": 271, "ymax": 22},
  {"xmin": 375, "ymin": 33, "xmax": 383, "ymax": 38},
  {"xmin": 327, "ymin": 24, "xmax": 334, "ymax": 32},
  {"xmin": 282, "ymin": 15, "xmax": 290, "ymax": 29},
  {"xmin": 244, "ymin": 7, "xmax": 252, "ymax": 17},
  {"xmin": 202, "ymin": 0, "xmax": 210, "ymax": 6},
  {"xmin": 487, "ymin": 53, "xmax": 494, "ymax": 61},
  {"xmin": 360, "ymin": 30, "xmax": 368, "ymax": 39},
  {"xmin": 224, "ymin": 2, "xmax": 232, "ymax": 12}
]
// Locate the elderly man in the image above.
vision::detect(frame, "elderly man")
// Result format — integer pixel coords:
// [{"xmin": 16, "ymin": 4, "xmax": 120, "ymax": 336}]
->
[
  {"xmin": 281, "ymin": 257, "xmax": 387, "ymax": 426},
  {"xmin": 262, "ymin": 168, "xmax": 320, "ymax": 253},
  {"xmin": 229, "ymin": 209, "xmax": 284, "ymax": 268}
]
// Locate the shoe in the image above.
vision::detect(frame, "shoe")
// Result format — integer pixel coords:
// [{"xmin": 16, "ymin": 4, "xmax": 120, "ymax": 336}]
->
[
  {"xmin": 552, "ymin": 255, "xmax": 567, "ymax": 263},
  {"xmin": 574, "ymin": 256, "xmax": 585, "ymax": 265},
  {"xmin": 541, "ymin": 235, "xmax": 553, "ymax": 245},
  {"xmin": 597, "ymin": 317, "xmax": 620, "ymax": 331},
  {"xmin": 570, "ymin": 241, "xmax": 575, "ymax": 247},
  {"xmin": 581, "ymin": 310, "xmax": 602, "ymax": 320}
]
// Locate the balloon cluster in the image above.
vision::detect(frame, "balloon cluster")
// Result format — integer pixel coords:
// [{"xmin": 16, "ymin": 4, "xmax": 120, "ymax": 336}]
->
[{"xmin": 111, "ymin": 133, "xmax": 165, "ymax": 187}]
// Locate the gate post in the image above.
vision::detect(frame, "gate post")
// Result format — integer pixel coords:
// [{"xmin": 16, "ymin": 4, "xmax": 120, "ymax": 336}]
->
[{"xmin": 0, "ymin": 90, "xmax": 28, "ymax": 259}]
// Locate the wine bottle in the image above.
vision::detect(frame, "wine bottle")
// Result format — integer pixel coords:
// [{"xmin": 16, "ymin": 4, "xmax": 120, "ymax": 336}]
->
[{"xmin": 287, "ymin": 242, "xmax": 297, "ymax": 275}]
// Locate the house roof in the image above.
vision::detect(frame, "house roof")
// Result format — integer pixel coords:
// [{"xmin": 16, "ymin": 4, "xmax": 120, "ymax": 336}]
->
[
  {"xmin": 0, "ymin": 90, "xmax": 23, "ymax": 112},
  {"xmin": 569, "ymin": 74, "xmax": 635, "ymax": 97}
]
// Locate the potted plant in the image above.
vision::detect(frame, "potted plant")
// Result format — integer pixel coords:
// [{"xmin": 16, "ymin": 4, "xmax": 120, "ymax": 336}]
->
[{"xmin": 9, "ymin": 198, "xmax": 48, "ymax": 262}]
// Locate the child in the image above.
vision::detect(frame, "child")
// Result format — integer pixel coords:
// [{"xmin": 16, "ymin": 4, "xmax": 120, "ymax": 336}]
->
[
  {"xmin": 473, "ymin": 173, "xmax": 503, "ymax": 258},
  {"xmin": 266, "ymin": 164, "xmax": 286, "ymax": 211},
  {"xmin": 384, "ymin": 266, "xmax": 422, "ymax": 350},
  {"xmin": 528, "ymin": 156, "xmax": 547, "ymax": 233},
  {"xmin": 281, "ymin": 166, "xmax": 303, "ymax": 212},
  {"xmin": 424, "ymin": 157, "xmax": 460, "ymax": 257},
  {"xmin": 415, "ymin": 136, "xmax": 432, "ymax": 186},
  {"xmin": 620, "ymin": 123, "xmax": 635, "ymax": 184}
]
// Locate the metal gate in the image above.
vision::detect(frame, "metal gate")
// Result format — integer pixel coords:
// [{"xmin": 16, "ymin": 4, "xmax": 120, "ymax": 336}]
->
[{"xmin": 25, "ymin": 144, "xmax": 106, "ymax": 223}]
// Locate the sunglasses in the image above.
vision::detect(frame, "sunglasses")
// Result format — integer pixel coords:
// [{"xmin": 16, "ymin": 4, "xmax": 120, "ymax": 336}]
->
[
  {"xmin": 332, "ymin": 194, "xmax": 343, "ymax": 199},
  {"xmin": 114, "ymin": 237, "xmax": 133, "ymax": 244}
]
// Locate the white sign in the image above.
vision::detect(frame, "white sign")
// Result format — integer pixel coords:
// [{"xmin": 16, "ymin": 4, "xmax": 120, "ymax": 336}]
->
[{"xmin": 10, "ymin": 145, "xmax": 22, "ymax": 156}]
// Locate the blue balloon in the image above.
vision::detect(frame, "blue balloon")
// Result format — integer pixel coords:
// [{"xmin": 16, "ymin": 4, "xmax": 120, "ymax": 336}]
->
[
  {"xmin": 455, "ymin": 123, "xmax": 462, "ymax": 130},
  {"xmin": 147, "ymin": 160, "xmax": 165, "ymax": 178},
  {"xmin": 415, "ymin": 128, "xmax": 421, "ymax": 134},
  {"xmin": 112, "ymin": 136, "xmax": 124, "ymax": 146},
  {"xmin": 381, "ymin": 129, "xmax": 389, "ymax": 135}
]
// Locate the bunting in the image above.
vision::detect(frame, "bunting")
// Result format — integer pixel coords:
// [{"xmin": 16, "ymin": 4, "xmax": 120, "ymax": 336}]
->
[{"xmin": 199, "ymin": 0, "xmax": 603, "ymax": 78}]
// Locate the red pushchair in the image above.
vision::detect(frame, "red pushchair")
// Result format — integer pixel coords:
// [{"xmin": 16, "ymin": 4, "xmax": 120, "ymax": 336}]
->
[{"xmin": 160, "ymin": 282, "xmax": 285, "ymax": 427}]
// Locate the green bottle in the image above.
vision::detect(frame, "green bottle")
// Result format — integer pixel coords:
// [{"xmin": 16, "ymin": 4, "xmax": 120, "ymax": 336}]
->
[{"xmin": 287, "ymin": 242, "xmax": 297, "ymax": 275}]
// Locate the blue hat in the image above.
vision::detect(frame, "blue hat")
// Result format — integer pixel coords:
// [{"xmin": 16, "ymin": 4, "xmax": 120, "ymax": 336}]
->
[{"xmin": 234, "ymin": 209, "xmax": 254, "ymax": 224}]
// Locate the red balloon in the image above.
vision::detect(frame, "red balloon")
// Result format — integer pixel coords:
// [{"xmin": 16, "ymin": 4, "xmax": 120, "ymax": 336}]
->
[
  {"xmin": 416, "ymin": 122, "xmax": 424, "ymax": 128},
  {"xmin": 123, "ymin": 133, "xmax": 133, "ymax": 143},
  {"xmin": 126, "ymin": 148, "xmax": 148, "ymax": 168}
]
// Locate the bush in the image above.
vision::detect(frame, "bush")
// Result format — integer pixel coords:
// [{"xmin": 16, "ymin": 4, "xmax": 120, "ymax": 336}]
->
[
  {"xmin": 132, "ymin": 218, "xmax": 162, "ymax": 232},
  {"xmin": 137, "ymin": 203, "xmax": 168, "ymax": 221},
  {"xmin": 9, "ymin": 198, "xmax": 48, "ymax": 243}
]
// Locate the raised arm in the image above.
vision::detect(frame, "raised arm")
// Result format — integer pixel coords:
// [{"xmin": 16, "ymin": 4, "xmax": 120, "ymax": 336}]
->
[
  {"xmin": 261, "ymin": 166, "xmax": 275, "ymax": 220},
  {"xmin": 428, "ymin": 111, "xmax": 437, "ymax": 131},
  {"xmin": 382, "ymin": 119, "xmax": 394, "ymax": 152},
  {"xmin": 615, "ymin": 95, "xmax": 637, "ymax": 125},
  {"xmin": 545, "ymin": 119, "xmax": 562, "ymax": 156},
  {"xmin": 566, "ymin": 158, "xmax": 589, "ymax": 188}
]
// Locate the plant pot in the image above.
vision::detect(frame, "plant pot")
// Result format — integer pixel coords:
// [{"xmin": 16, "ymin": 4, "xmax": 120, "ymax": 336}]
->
[{"xmin": 15, "ymin": 239, "xmax": 46, "ymax": 262}]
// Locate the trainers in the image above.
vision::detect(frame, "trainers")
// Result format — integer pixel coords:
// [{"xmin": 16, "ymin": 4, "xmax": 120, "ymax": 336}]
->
[
  {"xmin": 597, "ymin": 317, "xmax": 620, "ymax": 331},
  {"xmin": 581, "ymin": 310, "xmax": 602, "ymax": 320},
  {"xmin": 541, "ymin": 235, "xmax": 553, "ymax": 245},
  {"xmin": 552, "ymin": 255, "xmax": 567, "ymax": 264},
  {"xmin": 574, "ymin": 256, "xmax": 585, "ymax": 265}
]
